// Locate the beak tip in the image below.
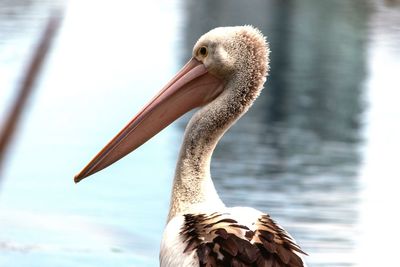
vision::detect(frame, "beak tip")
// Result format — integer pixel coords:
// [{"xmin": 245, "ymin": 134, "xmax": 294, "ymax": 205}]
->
[{"xmin": 74, "ymin": 173, "xmax": 83, "ymax": 183}]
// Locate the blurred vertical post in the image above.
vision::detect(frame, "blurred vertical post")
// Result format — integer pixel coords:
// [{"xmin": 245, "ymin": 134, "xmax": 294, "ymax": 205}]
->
[{"xmin": 0, "ymin": 10, "xmax": 64, "ymax": 181}]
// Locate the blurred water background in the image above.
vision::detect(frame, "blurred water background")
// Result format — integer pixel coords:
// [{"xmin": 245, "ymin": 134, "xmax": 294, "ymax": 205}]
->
[{"xmin": 1, "ymin": 0, "xmax": 399, "ymax": 266}]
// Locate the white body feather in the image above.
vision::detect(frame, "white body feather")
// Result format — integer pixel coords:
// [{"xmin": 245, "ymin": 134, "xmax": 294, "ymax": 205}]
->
[{"xmin": 160, "ymin": 215, "xmax": 198, "ymax": 267}]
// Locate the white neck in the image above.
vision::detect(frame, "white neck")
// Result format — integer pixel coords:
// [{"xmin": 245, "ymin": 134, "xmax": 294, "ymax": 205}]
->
[{"xmin": 167, "ymin": 82, "xmax": 253, "ymax": 221}]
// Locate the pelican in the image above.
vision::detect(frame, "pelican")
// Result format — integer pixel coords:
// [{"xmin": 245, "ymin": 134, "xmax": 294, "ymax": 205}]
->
[{"xmin": 75, "ymin": 26, "xmax": 307, "ymax": 267}]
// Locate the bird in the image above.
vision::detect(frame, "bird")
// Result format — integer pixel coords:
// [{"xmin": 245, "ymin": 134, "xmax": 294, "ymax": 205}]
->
[{"xmin": 74, "ymin": 26, "xmax": 307, "ymax": 267}]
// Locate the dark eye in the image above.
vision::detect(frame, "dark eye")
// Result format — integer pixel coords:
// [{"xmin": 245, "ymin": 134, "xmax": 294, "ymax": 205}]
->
[{"xmin": 199, "ymin": 46, "xmax": 208, "ymax": 57}]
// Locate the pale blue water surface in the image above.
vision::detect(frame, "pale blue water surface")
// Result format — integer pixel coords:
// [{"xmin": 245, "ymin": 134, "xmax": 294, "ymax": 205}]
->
[{"xmin": 1, "ymin": 0, "xmax": 400, "ymax": 266}]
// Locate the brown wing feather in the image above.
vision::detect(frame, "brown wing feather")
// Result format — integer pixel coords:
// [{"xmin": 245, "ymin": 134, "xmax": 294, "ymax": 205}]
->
[{"xmin": 180, "ymin": 213, "xmax": 307, "ymax": 267}]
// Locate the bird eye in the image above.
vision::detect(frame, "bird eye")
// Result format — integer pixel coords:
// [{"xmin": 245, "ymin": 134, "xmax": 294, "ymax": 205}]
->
[{"xmin": 198, "ymin": 46, "xmax": 208, "ymax": 57}]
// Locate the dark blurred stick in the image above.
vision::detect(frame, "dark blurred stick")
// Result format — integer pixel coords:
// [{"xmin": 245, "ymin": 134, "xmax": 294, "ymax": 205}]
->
[{"xmin": 0, "ymin": 11, "xmax": 63, "ymax": 179}]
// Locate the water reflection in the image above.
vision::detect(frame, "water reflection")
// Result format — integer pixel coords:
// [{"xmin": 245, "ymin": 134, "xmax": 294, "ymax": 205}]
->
[
  {"xmin": 0, "ymin": 0, "xmax": 399, "ymax": 266},
  {"xmin": 182, "ymin": 1, "xmax": 368, "ymax": 266}
]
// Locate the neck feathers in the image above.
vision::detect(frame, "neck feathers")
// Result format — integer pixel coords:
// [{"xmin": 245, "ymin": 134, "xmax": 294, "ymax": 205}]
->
[{"xmin": 167, "ymin": 78, "xmax": 260, "ymax": 220}]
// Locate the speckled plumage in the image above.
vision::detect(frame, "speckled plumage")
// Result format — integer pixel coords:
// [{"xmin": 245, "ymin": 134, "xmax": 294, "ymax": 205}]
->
[
  {"xmin": 180, "ymin": 211, "xmax": 305, "ymax": 266},
  {"xmin": 161, "ymin": 207, "xmax": 307, "ymax": 267}
]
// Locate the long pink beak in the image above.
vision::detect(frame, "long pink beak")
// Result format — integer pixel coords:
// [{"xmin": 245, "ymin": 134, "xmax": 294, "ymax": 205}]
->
[{"xmin": 74, "ymin": 58, "xmax": 224, "ymax": 183}]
